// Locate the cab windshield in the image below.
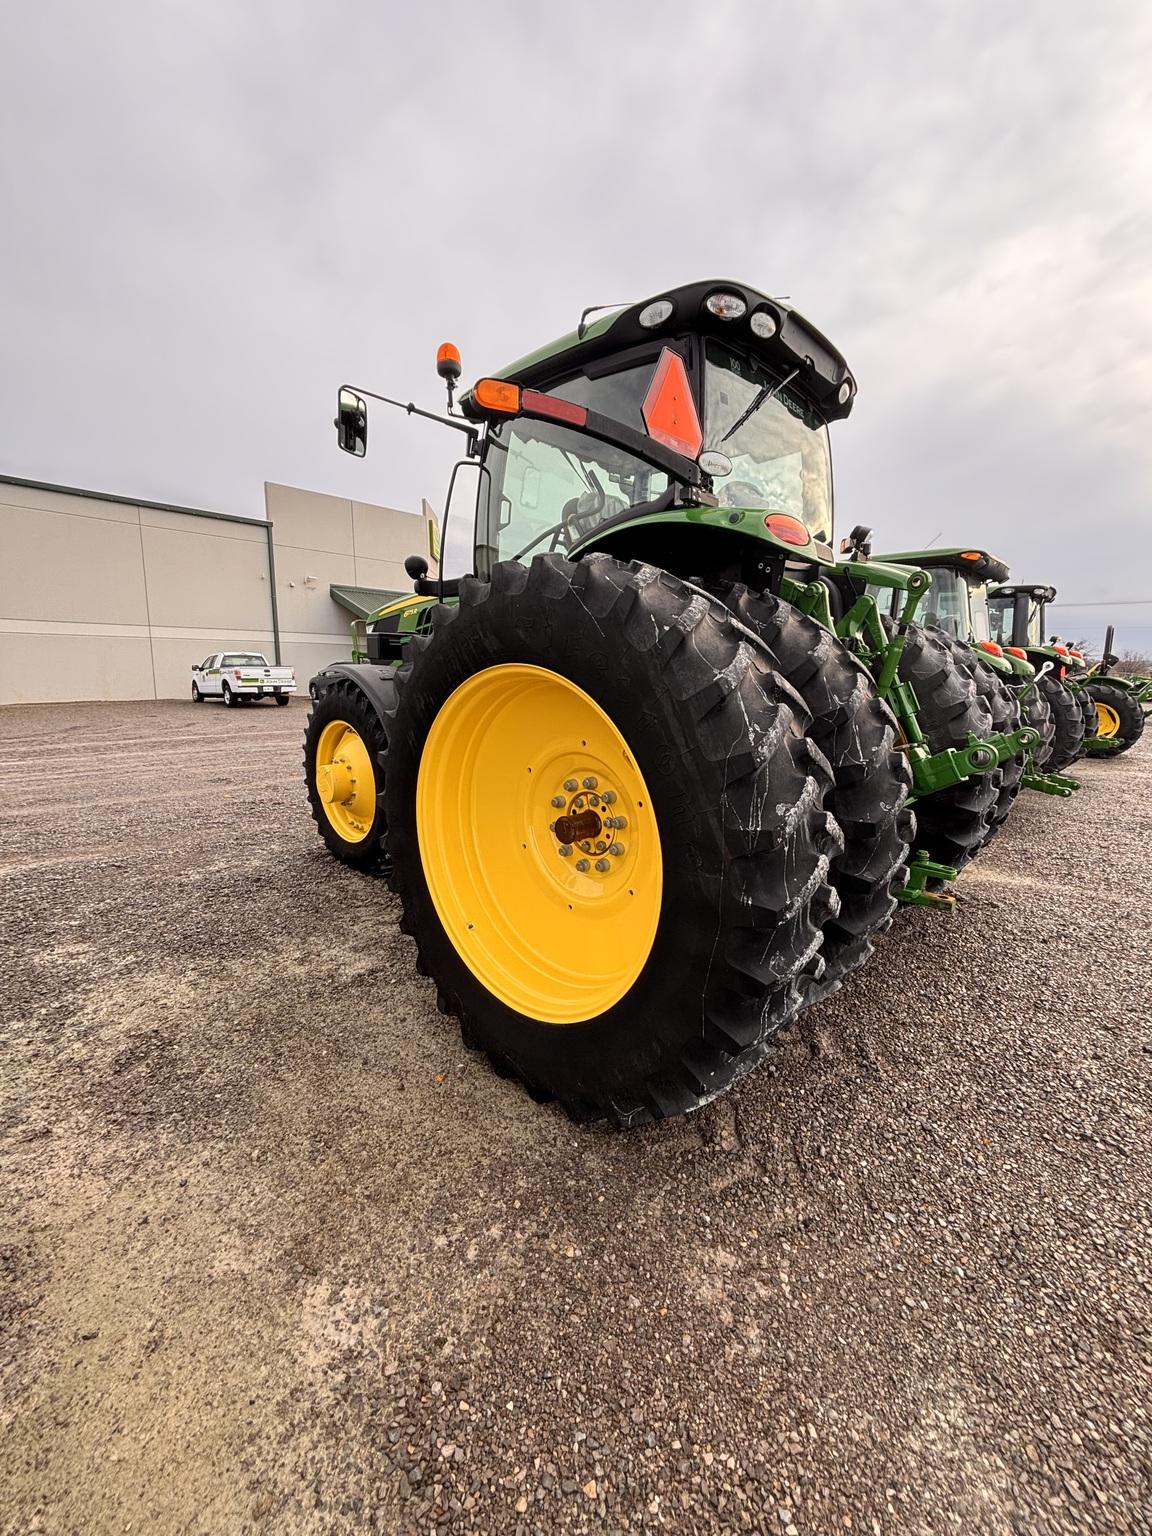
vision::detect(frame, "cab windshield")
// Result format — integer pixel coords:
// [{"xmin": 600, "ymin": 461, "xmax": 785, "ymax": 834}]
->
[
  {"xmin": 989, "ymin": 595, "xmax": 1043, "ymax": 647},
  {"xmin": 703, "ymin": 339, "xmax": 833, "ymax": 542}
]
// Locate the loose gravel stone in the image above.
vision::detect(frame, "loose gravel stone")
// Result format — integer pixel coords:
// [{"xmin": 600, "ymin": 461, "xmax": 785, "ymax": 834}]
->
[{"xmin": 1, "ymin": 700, "xmax": 1150, "ymax": 1534}]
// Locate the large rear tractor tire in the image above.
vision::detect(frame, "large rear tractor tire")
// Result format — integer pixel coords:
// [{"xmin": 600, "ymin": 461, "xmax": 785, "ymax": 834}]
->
[
  {"xmin": 303, "ymin": 682, "xmax": 389, "ymax": 873},
  {"xmin": 384, "ymin": 554, "xmax": 842, "ymax": 1126},
  {"xmin": 1083, "ymin": 681, "xmax": 1146, "ymax": 757},
  {"xmin": 720, "ymin": 586, "xmax": 913, "ymax": 1001},
  {"xmin": 1036, "ymin": 672, "xmax": 1086, "ymax": 771},
  {"xmin": 890, "ymin": 622, "xmax": 999, "ymax": 877}
]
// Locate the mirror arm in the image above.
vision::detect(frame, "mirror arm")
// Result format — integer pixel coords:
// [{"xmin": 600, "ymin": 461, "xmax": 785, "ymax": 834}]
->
[{"xmin": 342, "ymin": 384, "xmax": 480, "ymax": 453}]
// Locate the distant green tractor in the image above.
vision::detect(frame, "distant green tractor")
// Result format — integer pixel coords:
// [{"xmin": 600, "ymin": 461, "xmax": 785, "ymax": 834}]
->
[
  {"xmin": 869, "ymin": 548, "xmax": 1084, "ymax": 803},
  {"xmin": 989, "ymin": 587, "xmax": 1149, "ymax": 758},
  {"xmin": 302, "ymin": 279, "xmax": 1035, "ymax": 1124}
]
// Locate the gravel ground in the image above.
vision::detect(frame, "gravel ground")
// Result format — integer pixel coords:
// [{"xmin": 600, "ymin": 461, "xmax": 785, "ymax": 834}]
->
[{"xmin": 2, "ymin": 698, "xmax": 1150, "ymax": 1536}]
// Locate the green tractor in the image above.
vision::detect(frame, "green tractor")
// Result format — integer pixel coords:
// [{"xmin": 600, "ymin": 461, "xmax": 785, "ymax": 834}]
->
[
  {"xmin": 303, "ymin": 279, "xmax": 1035, "ymax": 1124},
  {"xmin": 867, "ymin": 548, "xmax": 1084, "ymax": 808},
  {"xmin": 989, "ymin": 587, "xmax": 1149, "ymax": 757}
]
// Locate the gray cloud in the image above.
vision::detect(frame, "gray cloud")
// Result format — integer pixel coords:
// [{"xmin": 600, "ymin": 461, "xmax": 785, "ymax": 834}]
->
[{"xmin": 2, "ymin": 0, "xmax": 1150, "ymax": 635}]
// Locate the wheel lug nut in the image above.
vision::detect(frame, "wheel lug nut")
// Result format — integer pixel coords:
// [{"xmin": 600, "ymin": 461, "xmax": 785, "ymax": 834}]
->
[
  {"xmin": 609, "ymin": 843, "xmax": 625, "ymax": 857},
  {"xmin": 582, "ymin": 776, "xmax": 598, "ymax": 789},
  {"xmin": 564, "ymin": 779, "xmax": 578, "ymax": 792},
  {"xmin": 595, "ymin": 841, "xmax": 607, "ymax": 853},
  {"xmin": 602, "ymin": 790, "xmax": 616, "ymax": 804},
  {"xmin": 575, "ymin": 859, "xmax": 590, "ymax": 872},
  {"xmin": 551, "ymin": 795, "xmax": 565, "ymax": 808},
  {"xmin": 595, "ymin": 859, "xmax": 610, "ymax": 873},
  {"xmin": 558, "ymin": 846, "xmax": 572, "ymax": 858},
  {"xmin": 573, "ymin": 797, "xmax": 585, "ymax": 810},
  {"xmin": 549, "ymin": 821, "xmax": 557, "ymax": 833},
  {"xmin": 613, "ymin": 816, "xmax": 627, "ymax": 830}
]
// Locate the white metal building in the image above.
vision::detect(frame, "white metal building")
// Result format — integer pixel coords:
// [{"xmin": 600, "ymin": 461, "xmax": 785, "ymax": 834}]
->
[{"xmin": 0, "ymin": 476, "xmax": 438, "ymax": 704}]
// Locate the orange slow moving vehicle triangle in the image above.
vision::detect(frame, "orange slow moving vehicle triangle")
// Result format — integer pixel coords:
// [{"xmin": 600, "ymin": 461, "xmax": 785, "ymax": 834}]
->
[{"xmin": 642, "ymin": 348, "xmax": 703, "ymax": 459}]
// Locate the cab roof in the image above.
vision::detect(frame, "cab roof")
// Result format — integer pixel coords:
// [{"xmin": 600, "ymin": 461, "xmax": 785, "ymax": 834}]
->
[
  {"xmin": 874, "ymin": 547, "xmax": 1010, "ymax": 584},
  {"xmin": 485, "ymin": 278, "xmax": 856, "ymax": 424},
  {"xmin": 990, "ymin": 582, "xmax": 1058, "ymax": 603}
]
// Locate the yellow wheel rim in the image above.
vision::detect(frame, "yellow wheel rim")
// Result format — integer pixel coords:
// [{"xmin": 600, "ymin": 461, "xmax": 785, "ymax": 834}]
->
[
  {"xmin": 314, "ymin": 719, "xmax": 376, "ymax": 843},
  {"xmin": 416, "ymin": 664, "xmax": 662, "ymax": 1024},
  {"xmin": 1095, "ymin": 702, "xmax": 1121, "ymax": 739}
]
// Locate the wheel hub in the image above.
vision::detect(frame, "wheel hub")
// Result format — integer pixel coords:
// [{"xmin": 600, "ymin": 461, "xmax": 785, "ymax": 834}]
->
[
  {"xmin": 545, "ymin": 779, "xmax": 628, "ymax": 880},
  {"xmin": 313, "ymin": 720, "xmax": 376, "ymax": 842}
]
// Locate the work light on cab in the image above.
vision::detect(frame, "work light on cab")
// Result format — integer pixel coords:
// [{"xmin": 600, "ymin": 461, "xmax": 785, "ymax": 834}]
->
[
  {"xmin": 638, "ymin": 299, "xmax": 674, "ymax": 329},
  {"xmin": 705, "ymin": 291, "xmax": 746, "ymax": 320},
  {"xmin": 750, "ymin": 310, "xmax": 778, "ymax": 339}
]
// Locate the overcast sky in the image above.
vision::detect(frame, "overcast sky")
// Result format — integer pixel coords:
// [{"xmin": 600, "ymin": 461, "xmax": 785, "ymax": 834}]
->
[{"xmin": 3, "ymin": 2, "xmax": 1150, "ymax": 645}]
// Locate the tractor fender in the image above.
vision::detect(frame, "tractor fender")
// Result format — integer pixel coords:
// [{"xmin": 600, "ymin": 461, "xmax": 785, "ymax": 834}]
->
[{"xmin": 308, "ymin": 662, "xmax": 398, "ymax": 732}]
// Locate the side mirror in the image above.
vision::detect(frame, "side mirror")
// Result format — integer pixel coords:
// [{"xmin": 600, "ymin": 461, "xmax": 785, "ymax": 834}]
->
[
  {"xmin": 335, "ymin": 387, "xmax": 367, "ymax": 457},
  {"xmin": 404, "ymin": 554, "xmax": 429, "ymax": 582}
]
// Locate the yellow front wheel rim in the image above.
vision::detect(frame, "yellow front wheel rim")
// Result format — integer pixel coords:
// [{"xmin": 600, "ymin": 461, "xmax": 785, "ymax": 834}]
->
[
  {"xmin": 315, "ymin": 720, "xmax": 376, "ymax": 843},
  {"xmin": 416, "ymin": 664, "xmax": 662, "ymax": 1025},
  {"xmin": 1095, "ymin": 702, "xmax": 1122, "ymax": 739}
]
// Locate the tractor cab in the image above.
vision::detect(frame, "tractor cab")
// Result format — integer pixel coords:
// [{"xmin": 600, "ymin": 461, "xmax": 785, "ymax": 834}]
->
[
  {"xmin": 987, "ymin": 583, "xmax": 1089, "ymax": 673},
  {"xmin": 461, "ymin": 280, "xmax": 855, "ymax": 591},
  {"xmin": 989, "ymin": 583, "xmax": 1058, "ymax": 653},
  {"xmin": 868, "ymin": 547, "xmax": 1023, "ymax": 674}
]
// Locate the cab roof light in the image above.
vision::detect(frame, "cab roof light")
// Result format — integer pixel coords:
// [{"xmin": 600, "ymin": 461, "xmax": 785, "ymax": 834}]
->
[
  {"xmin": 750, "ymin": 309, "xmax": 778, "ymax": 339},
  {"xmin": 436, "ymin": 342, "xmax": 462, "ymax": 381},
  {"xmin": 471, "ymin": 378, "xmax": 590, "ymax": 429},
  {"xmin": 704, "ymin": 291, "xmax": 747, "ymax": 320},
  {"xmin": 1052, "ymin": 644, "xmax": 1071, "ymax": 656},
  {"xmin": 764, "ymin": 513, "xmax": 810, "ymax": 547},
  {"xmin": 1068, "ymin": 647, "xmax": 1084, "ymax": 658},
  {"xmin": 642, "ymin": 348, "xmax": 703, "ymax": 458},
  {"xmin": 473, "ymin": 377, "xmax": 521, "ymax": 414},
  {"xmin": 1006, "ymin": 646, "xmax": 1028, "ymax": 660},
  {"xmin": 978, "ymin": 640, "xmax": 1004, "ymax": 657},
  {"xmin": 960, "ymin": 551, "xmax": 984, "ymax": 562},
  {"xmin": 638, "ymin": 298, "xmax": 674, "ymax": 329}
]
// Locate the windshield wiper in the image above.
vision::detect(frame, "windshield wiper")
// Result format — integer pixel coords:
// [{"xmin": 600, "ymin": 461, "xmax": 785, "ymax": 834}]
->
[{"xmin": 718, "ymin": 367, "xmax": 800, "ymax": 445}]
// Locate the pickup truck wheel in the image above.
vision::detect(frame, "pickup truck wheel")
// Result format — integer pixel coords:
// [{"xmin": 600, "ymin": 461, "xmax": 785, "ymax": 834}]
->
[
  {"xmin": 191, "ymin": 683, "xmax": 202, "ymax": 703},
  {"xmin": 275, "ymin": 694, "xmax": 290, "ymax": 706},
  {"xmin": 304, "ymin": 682, "xmax": 388, "ymax": 873},
  {"xmin": 222, "ymin": 682, "xmax": 235, "ymax": 708}
]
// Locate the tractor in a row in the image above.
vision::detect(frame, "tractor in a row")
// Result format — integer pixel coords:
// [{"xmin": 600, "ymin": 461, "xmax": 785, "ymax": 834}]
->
[{"xmin": 302, "ymin": 279, "xmax": 1041, "ymax": 1125}]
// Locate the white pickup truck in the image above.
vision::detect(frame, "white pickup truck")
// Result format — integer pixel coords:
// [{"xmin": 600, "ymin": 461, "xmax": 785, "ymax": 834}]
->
[{"xmin": 191, "ymin": 652, "xmax": 297, "ymax": 707}]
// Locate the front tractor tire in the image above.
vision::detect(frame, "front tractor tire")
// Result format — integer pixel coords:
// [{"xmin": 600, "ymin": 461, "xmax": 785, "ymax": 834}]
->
[
  {"xmin": 1083, "ymin": 680, "xmax": 1147, "ymax": 757},
  {"xmin": 303, "ymin": 682, "xmax": 389, "ymax": 873},
  {"xmin": 384, "ymin": 554, "xmax": 842, "ymax": 1127},
  {"xmin": 891, "ymin": 623, "xmax": 1000, "ymax": 877},
  {"xmin": 1035, "ymin": 672, "xmax": 1086, "ymax": 771}
]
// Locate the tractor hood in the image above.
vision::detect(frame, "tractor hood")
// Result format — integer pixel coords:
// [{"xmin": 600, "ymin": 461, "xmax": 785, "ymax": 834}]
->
[{"xmin": 469, "ymin": 279, "xmax": 856, "ymax": 425}]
